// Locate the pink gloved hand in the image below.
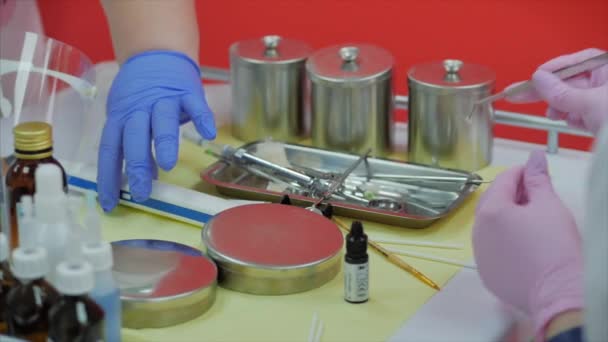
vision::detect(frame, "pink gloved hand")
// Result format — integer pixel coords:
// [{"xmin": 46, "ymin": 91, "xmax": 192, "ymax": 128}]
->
[
  {"xmin": 506, "ymin": 48, "xmax": 608, "ymax": 135},
  {"xmin": 472, "ymin": 150, "xmax": 583, "ymax": 341}
]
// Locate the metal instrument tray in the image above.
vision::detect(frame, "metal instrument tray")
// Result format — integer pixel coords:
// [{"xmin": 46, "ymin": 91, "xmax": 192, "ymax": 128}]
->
[{"xmin": 201, "ymin": 141, "xmax": 482, "ymax": 228}]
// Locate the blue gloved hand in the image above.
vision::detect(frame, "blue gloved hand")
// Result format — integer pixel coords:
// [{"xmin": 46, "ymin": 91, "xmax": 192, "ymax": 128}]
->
[{"xmin": 97, "ymin": 50, "xmax": 216, "ymax": 212}]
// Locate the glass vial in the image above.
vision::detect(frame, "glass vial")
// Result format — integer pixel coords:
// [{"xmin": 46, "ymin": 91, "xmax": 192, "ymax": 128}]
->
[
  {"xmin": 6, "ymin": 247, "xmax": 59, "ymax": 342},
  {"xmin": 344, "ymin": 221, "xmax": 369, "ymax": 303},
  {"xmin": 5, "ymin": 122, "xmax": 67, "ymax": 250},
  {"xmin": 48, "ymin": 261, "xmax": 104, "ymax": 342}
]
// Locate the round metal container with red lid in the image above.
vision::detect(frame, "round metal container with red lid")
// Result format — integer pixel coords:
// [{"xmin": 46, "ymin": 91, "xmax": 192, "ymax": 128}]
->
[
  {"xmin": 201, "ymin": 203, "xmax": 343, "ymax": 295},
  {"xmin": 111, "ymin": 239, "xmax": 218, "ymax": 328}
]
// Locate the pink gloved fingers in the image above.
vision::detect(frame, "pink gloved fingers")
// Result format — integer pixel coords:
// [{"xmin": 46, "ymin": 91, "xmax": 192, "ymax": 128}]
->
[
  {"xmin": 518, "ymin": 150, "xmax": 552, "ymax": 203},
  {"xmin": 546, "ymin": 107, "xmax": 568, "ymax": 121},
  {"xmin": 475, "ymin": 166, "xmax": 523, "ymax": 214},
  {"xmin": 532, "ymin": 70, "xmax": 592, "ymax": 115},
  {"xmin": 591, "ymin": 64, "xmax": 608, "ymax": 87},
  {"xmin": 566, "ymin": 113, "xmax": 586, "ymax": 130},
  {"xmin": 538, "ymin": 48, "xmax": 606, "ymax": 72}
]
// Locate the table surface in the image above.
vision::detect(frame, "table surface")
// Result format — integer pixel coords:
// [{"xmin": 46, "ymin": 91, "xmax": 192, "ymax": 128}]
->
[{"xmin": 86, "ymin": 62, "xmax": 594, "ymax": 342}]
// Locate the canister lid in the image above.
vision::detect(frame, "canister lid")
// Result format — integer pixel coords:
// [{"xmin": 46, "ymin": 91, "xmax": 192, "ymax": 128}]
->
[
  {"xmin": 306, "ymin": 44, "xmax": 394, "ymax": 83},
  {"xmin": 112, "ymin": 239, "xmax": 217, "ymax": 329},
  {"xmin": 408, "ymin": 59, "xmax": 495, "ymax": 89},
  {"xmin": 230, "ymin": 35, "xmax": 312, "ymax": 64},
  {"xmin": 202, "ymin": 203, "xmax": 343, "ymax": 295},
  {"xmin": 204, "ymin": 204, "xmax": 343, "ymax": 267}
]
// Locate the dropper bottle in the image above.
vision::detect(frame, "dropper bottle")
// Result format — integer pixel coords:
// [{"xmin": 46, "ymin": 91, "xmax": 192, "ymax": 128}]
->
[
  {"xmin": 82, "ymin": 192, "xmax": 121, "ymax": 342},
  {"xmin": 33, "ymin": 164, "xmax": 71, "ymax": 286},
  {"xmin": 344, "ymin": 221, "xmax": 369, "ymax": 303},
  {"xmin": 6, "ymin": 247, "xmax": 59, "ymax": 341},
  {"xmin": 47, "ymin": 261, "xmax": 104, "ymax": 341}
]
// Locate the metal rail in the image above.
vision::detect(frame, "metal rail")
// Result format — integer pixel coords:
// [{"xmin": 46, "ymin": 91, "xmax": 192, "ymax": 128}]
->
[{"xmin": 201, "ymin": 66, "xmax": 592, "ymax": 154}]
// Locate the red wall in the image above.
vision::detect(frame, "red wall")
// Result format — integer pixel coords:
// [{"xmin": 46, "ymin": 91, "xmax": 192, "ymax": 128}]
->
[{"xmin": 37, "ymin": 0, "xmax": 608, "ymax": 151}]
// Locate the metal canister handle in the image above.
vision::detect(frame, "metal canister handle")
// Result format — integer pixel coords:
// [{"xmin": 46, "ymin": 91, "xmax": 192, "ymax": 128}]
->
[
  {"xmin": 339, "ymin": 46, "xmax": 360, "ymax": 72},
  {"xmin": 443, "ymin": 59, "xmax": 463, "ymax": 82},
  {"xmin": 262, "ymin": 35, "xmax": 281, "ymax": 57}
]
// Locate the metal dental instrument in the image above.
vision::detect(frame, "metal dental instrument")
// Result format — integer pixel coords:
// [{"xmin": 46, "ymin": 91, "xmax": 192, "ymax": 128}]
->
[
  {"xmin": 467, "ymin": 52, "xmax": 608, "ymax": 120},
  {"xmin": 183, "ymin": 131, "xmax": 315, "ymax": 188},
  {"xmin": 358, "ymin": 174, "xmax": 490, "ymax": 185},
  {"xmin": 311, "ymin": 149, "xmax": 372, "ymax": 207}
]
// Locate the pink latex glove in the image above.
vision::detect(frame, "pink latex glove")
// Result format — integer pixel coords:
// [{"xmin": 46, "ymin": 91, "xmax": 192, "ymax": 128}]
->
[
  {"xmin": 472, "ymin": 150, "xmax": 583, "ymax": 341},
  {"xmin": 506, "ymin": 48, "xmax": 608, "ymax": 135}
]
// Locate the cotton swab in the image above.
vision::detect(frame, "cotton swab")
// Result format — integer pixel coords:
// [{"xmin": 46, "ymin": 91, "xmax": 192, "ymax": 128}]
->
[
  {"xmin": 314, "ymin": 319, "xmax": 324, "ymax": 342},
  {"xmin": 308, "ymin": 312, "xmax": 319, "ymax": 342},
  {"xmin": 384, "ymin": 247, "xmax": 477, "ymax": 269},
  {"xmin": 371, "ymin": 237, "xmax": 464, "ymax": 250}
]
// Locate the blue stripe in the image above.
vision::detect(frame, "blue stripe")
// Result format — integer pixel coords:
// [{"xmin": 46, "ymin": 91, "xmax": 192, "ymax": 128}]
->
[{"xmin": 67, "ymin": 175, "xmax": 213, "ymax": 224}]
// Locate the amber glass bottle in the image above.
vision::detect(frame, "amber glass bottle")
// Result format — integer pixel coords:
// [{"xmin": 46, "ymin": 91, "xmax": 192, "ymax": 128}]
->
[
  {"xmin": 6, "ymin": 247, "xmax": 59, "ymax": 342},
  {"xmin": 5, "ymin": 122, "xmax": 67, "ymax": 250},
  {"xmin": 0, "ymin": 233, "xmax": 16, "ymax": 334},
  {"xmin": 48, "ymin": 262, "xmax": 105, "ymax": 342}
]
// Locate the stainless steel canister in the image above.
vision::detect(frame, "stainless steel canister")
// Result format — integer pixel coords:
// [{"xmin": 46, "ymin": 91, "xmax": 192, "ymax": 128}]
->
[
  {"xmin": 230, "ymin": 35, "xmax": 312, "ymax": 142},
  {"xmin": 307, "ymin": 44, "xmax": 394, "ymax": 157},
  {"xmin": 407, "ymin": 59, "xmax": 495, "ymax": 171}
]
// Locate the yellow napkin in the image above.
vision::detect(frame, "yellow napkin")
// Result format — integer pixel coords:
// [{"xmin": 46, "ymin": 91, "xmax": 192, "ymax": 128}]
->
[{"xmin": 100, "ymin": 127, "xmax": 505, "ymax": 342}]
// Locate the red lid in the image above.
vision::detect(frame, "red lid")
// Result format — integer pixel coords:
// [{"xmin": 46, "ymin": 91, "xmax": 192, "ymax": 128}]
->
[{"xmin": 204, "ymin": 204, "xmax": 343, "ymax": 267}]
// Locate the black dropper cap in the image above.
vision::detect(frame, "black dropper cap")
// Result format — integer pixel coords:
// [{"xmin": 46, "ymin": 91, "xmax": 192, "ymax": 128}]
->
[
  {"xmin": 280, "ymin": 195, "xmax": 292, "ymax": 205},
  {"xmin": 321, "ymin": 203, "xmax": 334, "ymax": 219},
  {"xmin": 345, "ymin": 221, "xmax": 368, "ymax": 263}
]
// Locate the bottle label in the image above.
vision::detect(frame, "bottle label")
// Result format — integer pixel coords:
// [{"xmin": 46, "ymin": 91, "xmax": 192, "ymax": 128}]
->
[{"xmin": 344, "ymin": 262, "xmax": 369, "ymax": 302}]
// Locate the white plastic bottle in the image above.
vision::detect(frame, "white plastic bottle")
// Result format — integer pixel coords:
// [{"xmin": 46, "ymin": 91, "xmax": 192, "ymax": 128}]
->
[
  {"xmin": 82, "ymin": 193, "xmax": 121, "ymax": 342},
  {"xmin": 33, "ymin": 164, "xmax": 70, "ymax": 286}
]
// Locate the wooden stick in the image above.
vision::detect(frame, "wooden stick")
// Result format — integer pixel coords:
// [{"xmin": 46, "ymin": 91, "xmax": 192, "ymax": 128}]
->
[
  {"xmin": 385, "ymin": 247, "xmax": 477, "ymax": 269},
  {"xmin": 371, "ymin": 237, "xmax": 464, "ymax": 250},
  {"xmin": 333, "ymin": 217, "xmax": 441, "ymax": 291}
]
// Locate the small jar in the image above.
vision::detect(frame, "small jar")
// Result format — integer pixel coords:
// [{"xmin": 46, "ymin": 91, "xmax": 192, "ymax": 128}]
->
[
  {"xmin": 5, "ymin": 122, "xmax": 67, "ymax": 250},
  {"xmin": 407, "ymin": 59, "xmax": 495, "ymax": 171},
  {"xmin": 230, "ymin": 35, "xmax": 312, "ymax": 142},
  {"xmin": 307, "ymin": 44, "xmax": 395, "ymax": 157}
]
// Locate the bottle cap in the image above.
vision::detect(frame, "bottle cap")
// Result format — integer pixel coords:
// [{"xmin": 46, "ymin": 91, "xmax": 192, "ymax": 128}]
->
[
  {"xmin": 82, "ymin": 241, "xmax": 113, "ymax": 271},
  {"xmin": 0, "ymin": 233, "xmax": 9, "ymax": 262},
  {"xmin": 11, "ymin": 247, "xmax": 48, "ymax": 280},
  {"xmin": 55, "ymin": 260, "xmax": 94, "ymax": 295},
  {"xmin": 13, "ymin": 121, "xmax": 53, "ymax": 159},
  {"xmin": 346, "ymin": 221, "xmax": 368, "ymax": 257},
  {"xmin": 34, "ymin": 164, "xmax": 68, "ymax": 222}
]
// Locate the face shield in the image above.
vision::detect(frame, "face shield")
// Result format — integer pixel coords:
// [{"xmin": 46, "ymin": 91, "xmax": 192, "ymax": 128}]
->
[{"xmin": 0, "ymin": 30, "xmax": 97, "ymax": 236}]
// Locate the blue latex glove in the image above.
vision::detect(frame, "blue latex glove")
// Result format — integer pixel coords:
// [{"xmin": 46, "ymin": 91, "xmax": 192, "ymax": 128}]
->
[{"xmin": 97, "ymin": 50, "xmax": 216, "ymax": 212}]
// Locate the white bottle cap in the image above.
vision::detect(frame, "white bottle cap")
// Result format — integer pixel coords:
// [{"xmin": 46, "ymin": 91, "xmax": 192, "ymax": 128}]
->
[
  {"xmin": 0, "ymin": 233, "xmax": 9, "ymax": 262},
  {"xmin": 55, "ymin": 260, "xmax": 94, "ymax": 295},
  {"xmin": 34, "ymin": 164, "xmax": 67, "ymax": 222},
  {"xmin": 82, "ymin": 241, "xmax": 113, "ymax": 271},
  {"xmin": 11, "ymin": 247, "xmax": 48, "ymax": 280}
]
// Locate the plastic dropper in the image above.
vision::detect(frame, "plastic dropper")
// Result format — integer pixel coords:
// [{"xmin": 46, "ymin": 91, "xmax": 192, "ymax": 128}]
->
[
  {"xmin": 64, "ymin": 195, "xmax": 85, "ymax": 264},
  {"xmin": 84, "ymin": 192, "xmax": 102, "ymax": 244},
  {"xmin": 81, "ymin": 191, "xmax": 122, "ymax": 342},
  {"xmin": 17, "ymin": 195, "xmax": 36, "ymax": 249}
]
